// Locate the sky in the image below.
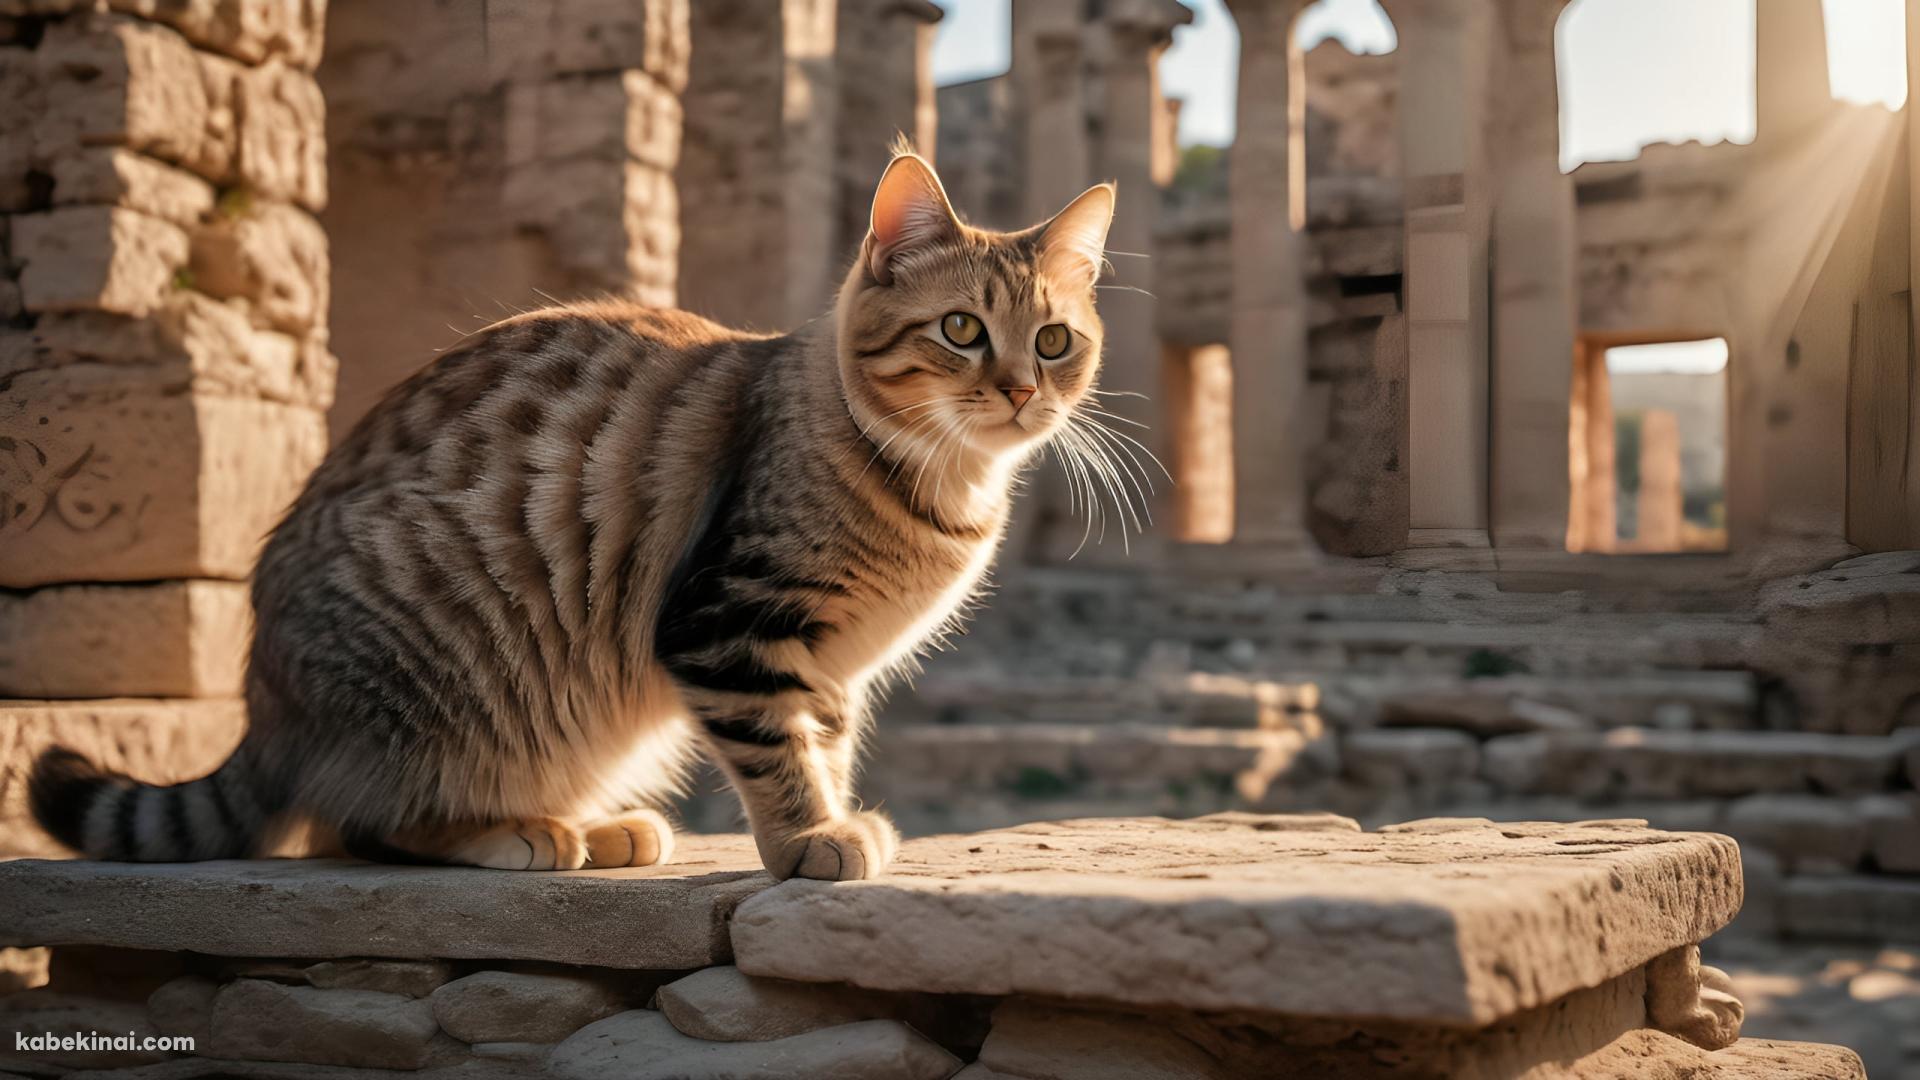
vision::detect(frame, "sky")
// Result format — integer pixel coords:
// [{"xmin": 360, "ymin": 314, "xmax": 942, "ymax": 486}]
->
[{"xmin": 927, "ymin": 0, "xmax": 1908, "ymax": 170}]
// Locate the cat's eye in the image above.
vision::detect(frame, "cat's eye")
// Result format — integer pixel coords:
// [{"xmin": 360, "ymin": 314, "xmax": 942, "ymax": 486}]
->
[
  {"xmin": 941, "ymin": 312, "xmax": 985, "ymax": 348},
  {"xmin": 1036, "ymin": 323, "xmax": 1071, "ymax": 360}
]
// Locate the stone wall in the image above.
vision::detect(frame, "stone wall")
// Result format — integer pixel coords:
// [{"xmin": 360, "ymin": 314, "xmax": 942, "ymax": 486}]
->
[
  {"xmin": 320, "ymin": 0, "xmax": 687, "ymax": 440},
  {"xmin": 0, "ymin": 0, "xmax": 331, "ymax": 852},
  {"xmin": 0, "ymin": 815, "xmax": 1871, "ymax": 1078}
]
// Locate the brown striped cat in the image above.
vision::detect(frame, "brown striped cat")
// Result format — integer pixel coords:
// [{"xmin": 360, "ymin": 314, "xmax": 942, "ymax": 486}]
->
[{"xmin": 30, "ymin": 152, "xmax": 1118, "ymax": 881}]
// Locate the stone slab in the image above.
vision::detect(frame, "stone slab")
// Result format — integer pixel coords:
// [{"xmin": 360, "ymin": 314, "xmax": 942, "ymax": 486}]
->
[
  {"xmin": 731, "ymin": 815, "xmax": 1743, "ymax": 1026},
  {"xmin": 0, "ymin": 839, "xmax": 771, "ymax": 969},
  {"xmin": 0, "ymin": 380, "xmax": 327, "ymax": 587},
  {"xmin": 0, "ymin": 697, "xmax": 246, "ymax": 857},
  {"xmin": 0, "ymin": 581, "xmax": 251, "ymax": 697}
]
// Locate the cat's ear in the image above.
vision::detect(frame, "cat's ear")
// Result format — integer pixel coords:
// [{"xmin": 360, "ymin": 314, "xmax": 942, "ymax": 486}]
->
[
  {"xmin": 867, "ymin": 153, "xmax": 961, "ymax": 285},
  {"xmin": 1037, "ymin": 183, "xmax": 1116, "ymax": 290}
]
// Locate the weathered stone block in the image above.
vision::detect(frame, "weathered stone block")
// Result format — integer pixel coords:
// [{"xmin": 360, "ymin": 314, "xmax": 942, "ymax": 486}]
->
[
  {"xmin": 0, "ymin": 989, "xmax": 177, "ymax": 1068},
  {"xmin": 104, "ymin": 0, "xmax": 329, "ymax": 69},
  {"xmin": 1722, "ymin": 795, "xmax": 1869, "ymax": 873},
  {"xmin": 1480, "ymin": 730, "xmax": 1908, "ymax": 798},
  {"xmin": 656, "ymin": 965, "xmax": 954, "ymax": 1045},
  {"xmin": 233, "ymin": 60, "xmax": 326, "ymax": 211},
  {"xmin": 1342, "ymin": 727, "xmax": 1481, "ymax": 792},
  {"xmin": 32, "ymin": 14, "xmax": 211, "ymax": 168},
  {"xmin": 0, "ymin": 379, "xmax": 326, "ymax": 587},
  {"xmin": 732, "ymin": 815, "xmax": 1743, "ymax": 1025},
  {"xmin": 0, "ymin": 839, "xmax": 770, "ymax": 969},
  {"xmin": 209, "ymin": 979, "xmax": 438, "ymax": 1070},
  {"xmin": 0, "ymin": 697, "xmax": 246, "ymax": 856},
  {"xmin": 0, "ymin": 580, "xmax": 251, "ymax": 697},
  {"xmin": 304, "ymin": 958, "xmax": 452, "ymax": 999},
  {"xmin": 13, "ymin": 205, "xmax": 189, "ymax": 316},
  {"xmin": 430, "ymin": 970, "xmax": 628, "ymax": 1044},
  {"xmin": 1860, "ymin": 793, "xmax": 1920, "ymax": 873},
  {"xmin": 147, "ymin": 974, "xmax": 217, "ymax": 1046},
  {"xmin": 1777, "ymin": 875, "xmax": 1920, "ymax": 942},
  {"xmin": 550, "ymin": 1010, "xmax": 961, "ymax": 1080},
  {"xmin": 49, "ymin": 148, "xmax": 216, "ymax": 226},
  {"xmin": 9, "ymin": 292, "xmax": 336, "ymax": 408},
  {"xmin": 188, "ymin": 202, "xmax": 328, "ymax": 334}
]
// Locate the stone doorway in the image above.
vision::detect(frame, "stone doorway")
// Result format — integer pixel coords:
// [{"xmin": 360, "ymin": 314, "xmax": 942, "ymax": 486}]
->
[{"xmin": 1568, "ymin": 332, "xmax": 1731, "ymax": 553}]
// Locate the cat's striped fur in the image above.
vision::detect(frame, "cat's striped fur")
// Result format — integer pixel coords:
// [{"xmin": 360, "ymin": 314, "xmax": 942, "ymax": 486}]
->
[{"xmin": 31, "ymin": 153, "xmax": 1117, "ymax": 880}]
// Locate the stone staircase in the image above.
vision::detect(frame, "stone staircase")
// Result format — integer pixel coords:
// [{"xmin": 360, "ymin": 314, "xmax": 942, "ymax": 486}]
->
[{"xmin": 855, "ymin": 556, "xmax": 1920, "ymax": 952}]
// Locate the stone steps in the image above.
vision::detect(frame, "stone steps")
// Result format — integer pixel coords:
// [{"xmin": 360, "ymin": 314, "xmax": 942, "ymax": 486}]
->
[{"xmin": 902, "ymin": 667, "xmax": 1762, "ymax": 732}]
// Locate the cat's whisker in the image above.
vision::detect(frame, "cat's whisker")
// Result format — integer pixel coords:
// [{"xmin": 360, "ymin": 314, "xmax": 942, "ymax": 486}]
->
[
  {"xmin": 1062, "ymin": 422, "xmax": 1133, "ymax": 546},
  {"xmin": 1078, "ymin": 405, "xmax": 1151, "ymax": 430},
  {"xmin": 1072, "ymin": 417, "xmax": 1151, "ymax": 537},
  {"xmin": 1075, "ymin": 409, "xmax": 1174, "ymax": 484},
  {"xmin": 1093, "ymin": 284, "xmax": 1157, "ymax": 300}
]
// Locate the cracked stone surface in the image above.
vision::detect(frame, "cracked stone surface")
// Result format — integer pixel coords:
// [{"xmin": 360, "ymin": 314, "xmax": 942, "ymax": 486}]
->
[
  {"xmin": 0, "ymin": 837, "xmax": 768, "ymax": 969},
  {"xmin": 731, "ymin": 814, "xmax": 1743, "ymax": 1025}
]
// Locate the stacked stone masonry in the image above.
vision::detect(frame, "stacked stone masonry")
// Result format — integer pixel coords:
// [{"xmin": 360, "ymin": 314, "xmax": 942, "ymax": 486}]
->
[
  {"xmin": 0, "ymin": 1, "xmax": 331, "ymax": 847},
  {"xmin": 0, "ymin": 816, "xmax": 1871, "ymax": 1077},
  {"xmin": 319, "ymin": 0, "xmax": 688, "ymax": 440}
]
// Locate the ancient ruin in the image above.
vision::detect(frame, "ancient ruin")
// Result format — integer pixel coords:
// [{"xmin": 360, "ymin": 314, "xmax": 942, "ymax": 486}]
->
[{"xmin": 2, "ymin": 0, "xmax": 1917, "ymax": 1075}]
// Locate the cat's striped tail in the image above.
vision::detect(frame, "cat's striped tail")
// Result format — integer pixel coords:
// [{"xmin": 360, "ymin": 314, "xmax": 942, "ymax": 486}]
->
[{"xmin": 29, "ymin": 745, "xmax": 281, "ymax": 861}]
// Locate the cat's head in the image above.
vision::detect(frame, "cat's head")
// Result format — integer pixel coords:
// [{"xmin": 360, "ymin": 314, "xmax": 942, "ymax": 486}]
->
[{"xmin": 836, "ymin": 151, "xmax": 1114, "ymax": 464}]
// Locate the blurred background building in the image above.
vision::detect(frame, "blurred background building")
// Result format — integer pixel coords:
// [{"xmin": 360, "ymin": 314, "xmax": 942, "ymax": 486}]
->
[{"xmin": 2, "ymin": 0, "xmax": 1919, "ymax": 1070}]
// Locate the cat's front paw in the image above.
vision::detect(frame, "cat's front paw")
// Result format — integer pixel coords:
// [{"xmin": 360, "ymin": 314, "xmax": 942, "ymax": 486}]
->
[{"xmin": 765, "ymin": 811, "xmax": 898, "ymax": 882}]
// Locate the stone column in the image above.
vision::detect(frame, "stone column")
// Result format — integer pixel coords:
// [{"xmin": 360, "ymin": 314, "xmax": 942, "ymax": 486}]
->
[
  {"xmin": 1379, "ymin": 0, "xmax": 1495, "ymax": 543},
  {"xmin": 1489, "ymin": 0, "xmax": 1575, "ymax": 549},
  {"xmin": 834, "ymin": 0, "xmax": 942, "ymax": 262},
  {"xmin": 1635, "ymin": 409, "xmax": 1683, "ymax": 552},
  {"xmin": 321, "ymin": 0, "xmax": 690, "ymax": 439},
  {"xmin": 0, "ymin": 0, "xmax": 332, "ymax": 850},
  {"xmin": 1756, "ymin": 0, "xmax": 1832, "ymax": 148},
  {"xmin": 1018, "ymin": 1, "xmax": 1091, "ymax": 225},
  {"xmin": 1224, "ymin": 0, "xmax": 1314, "ymax": 547},
  {"xmin": 1097, "ymin": 0, "xmax": 1191, "ymax": 514},
  {"xmin": 678, "ymin": 0, "xmax": 837, "ymax": 331}
]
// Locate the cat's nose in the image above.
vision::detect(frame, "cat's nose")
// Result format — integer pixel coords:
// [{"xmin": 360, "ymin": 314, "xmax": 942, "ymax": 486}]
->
[{"xmin": 1000, "ymin": 385, "xmax": 1036, "ymax": 414}]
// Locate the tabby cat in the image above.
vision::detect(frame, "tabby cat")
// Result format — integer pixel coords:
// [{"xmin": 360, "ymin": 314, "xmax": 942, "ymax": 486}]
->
[{"xmin": 31, "ymin": 152, "xmax": 1117, "ymax": 881}]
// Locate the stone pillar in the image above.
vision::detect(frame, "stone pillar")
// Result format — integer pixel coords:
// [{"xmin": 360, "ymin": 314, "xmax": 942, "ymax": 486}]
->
[
  {"xmin": 1635, "ymin": 409, "xmax": 1683, "ymax": 552},
  {"xmin": 1756, "ymin": 0, "xmax": 1832, "ymax": 148},
  {"xmin": 678, "ymin": 0, "xmax": 837, "ymax": 331},
  {"xmin": 0, "ymin": 0, "xmax": 332, "ymax": 850},
  {"xmin": 1224, "ymin": 0, "xmax": 1314, "ymax": 547},
  {"xmin": 321, "ymin": 0, "xmax": 689, "ymax": 439},
  {"xmin": 1018, "ymin": 1, "xmax": 1091, "ymax": 225},
  {"xmin": 834, "ymin": 0, "xmax": 941, "ymax": 263},
  {"xmin": 1380, "ymin": 0, "xmax": 1495, "ymax": 543},
  {"xmin": 1489, "ymin": 0, "xmax": 1575, "ymax": 549},
  {"xmin": 1098, "ymin": 0, "xmax": 1191, "ymax": 506}
]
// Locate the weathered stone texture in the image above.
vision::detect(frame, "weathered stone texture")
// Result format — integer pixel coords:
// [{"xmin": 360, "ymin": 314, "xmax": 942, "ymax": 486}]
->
[
  {"xmin": 13, "ymin": 205, "xmax": 189, "ymax": 316},
  {"xmin": 0, "ymin": 839, "xmax": 771, "ymax": 968},
  {"xmin": 209, "ymin": 979, "xmax": 439, "ymax": 1070},
  {"xmin": 657, "ymin": 965, "xmax": 960, "ymax": 1045},
  {"xmin": 430, "ymin": 970, "xmax": 629, "ymax": 1044},
  {"xmin": 550, "ymin": 1010, "xmax": 963, "ymax": 1080},
  {"xmin": 321, "ymin": 0, "xmax": 686, "ymax": 439},
  {"xmin": 732, "ymin": 815, "xmax": 1743, "ymax": 1025},
  {"xmin": 0, "ymin": 581, "xmax": 251, "ymax": 696},
  {"xmin": 0, "ymin": 382, "xmax": 325, "ymax": 587},
  {"xmin": 0, "ymin": 697, "xmax": 245, "ymax": 856}
]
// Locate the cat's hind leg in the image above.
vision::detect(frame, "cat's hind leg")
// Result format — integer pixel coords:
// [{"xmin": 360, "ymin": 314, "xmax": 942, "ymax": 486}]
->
[
  {"xmin": 365, "ymin": 818, "xmax": 591, "ymax": 870},
  {"xmin": 580, "ymin": 808, "xmax": 676, "ymax": 868}
]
